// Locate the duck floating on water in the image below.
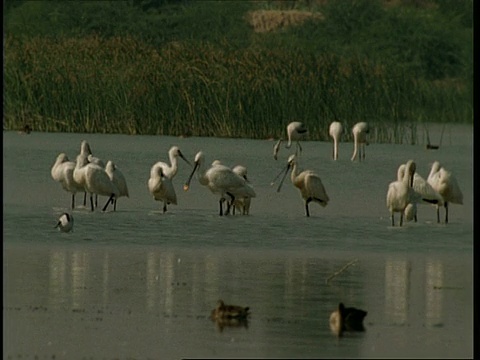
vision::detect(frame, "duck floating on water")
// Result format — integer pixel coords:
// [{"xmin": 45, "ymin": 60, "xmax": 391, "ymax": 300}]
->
[{"xmin": 329, "ymin": 302, "xmax": 367, "ymax": 337}]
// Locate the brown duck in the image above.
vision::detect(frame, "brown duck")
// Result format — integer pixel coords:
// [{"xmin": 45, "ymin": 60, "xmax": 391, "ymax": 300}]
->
[
  {"xmin": 210, "ymin": 299, "xmax": 250, "ymax": 320},
  {"xmin": 329, "ymin": 302, "xmax": 367, "ymax": 337}
]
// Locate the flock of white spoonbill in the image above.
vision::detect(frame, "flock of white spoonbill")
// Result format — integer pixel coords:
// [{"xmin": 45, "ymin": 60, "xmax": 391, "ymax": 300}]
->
[{"xmin": 51, "ymin": 121, "xmax": 464, "ymax": 232}]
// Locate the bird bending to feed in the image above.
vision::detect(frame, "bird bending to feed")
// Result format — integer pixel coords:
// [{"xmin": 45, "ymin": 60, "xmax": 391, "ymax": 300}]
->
[
  {"xmin": 274, "ymin": 154, "xmax": 329, "ymax": 217},
  {"xmin": 386, "ymin": 160, "xmax": 417, "ymax": 226},
  {"xmin": 183, "ymin": 152, "xmax": 256, "ymax": 216},
  {"xmin": 148, "ymin": 165, "xmax": 177, "ymax": 213},
  {"xmin": 51, "ymin": 153, "xmax": 85, "ymax": 209},
  {"xmin": 105, "ymin": 160, "xmax": 129, "ymax": 211},
  {"xmin": 329, "ymin": 121, "xmax": 343, "ymax": 160},
  {"xmin": 329, "ymin": 302, "xmax": 367, "ymax": 337},
  {"xmin": 54, "ymin": 213, "xmax": 74, "ymax": 233},
  {"xmin": 273, "ymin": 121, "xmax": 308, "ymax": 160},
  {"xmin": 351, "ymin": 122, "xmax": 369, "ymax": 161},
  {"xmin": 427, "ymin": 161, "xmax": 463, "ymax": 224},
  {"xmin": 210, "ymin": 300, "xmax": 250, "ymax": 320},
  {"xmin": 74, "ymin": 152, "xmax": 119, "ymax": 212}
]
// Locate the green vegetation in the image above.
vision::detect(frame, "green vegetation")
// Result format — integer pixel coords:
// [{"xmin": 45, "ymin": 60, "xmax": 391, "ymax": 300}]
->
[{"xmin": 4, "ymin": 0, "xmax": 472, "ymax": 143}]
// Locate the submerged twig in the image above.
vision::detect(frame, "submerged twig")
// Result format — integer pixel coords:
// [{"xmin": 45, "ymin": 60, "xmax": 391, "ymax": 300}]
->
[{"xmin": 325, "ymin": 258, "xmax": 358, "ymax": 285}]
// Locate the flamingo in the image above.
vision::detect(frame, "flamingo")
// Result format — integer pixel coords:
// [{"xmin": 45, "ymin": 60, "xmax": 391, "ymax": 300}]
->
[
  {"xmin": 74, "ymin": 154, "xmax": 119, "ymax": 212},
  {"xmin": 398, "ymin": 163, "xmax": 443, "ymax": 222},
  {"xmin": 351, "ymin": 122, "xmax": 369, "ymax": 161},
  {"xmin": 151, "ymin": 145, "xmax": 191, "ymax": 179},
  {"xmin": 275, "ymin": 154, "xmax": 329, "ymax": 217},
  {"xmin": 148, "ymin": 165, "xmax": 177, "ymax": 213},
  {"xmin": 329, "ymin": 121, "xmax": 343, "ymax": 160},
  {"xmin": 54, "ymin": 212, "xmax": 74, "ymax": 233},
  {"xmin": 105, "ymin": 160, "xmax": 129, "ymax": 211},
  {"xmin": 386, "ymin": 160, "xmax": 417, "ymax": 226},
  {"xmin": 51, "ymin": 153, "xmax": 85, "ymax": 209},
  {"xmin": 273, "ymin": 121, "xmax": 308, "ymax": 160},
  {"xmin": 329, "ymin": 302, "xmax": 367, "ymax": 337},
  {"xmin": 183, "ymin": 152, "xmax": 256, "ymax": 216},
  {"xmin": 427, "ymin": 161, "xmax": 464, "ymax": 224}
]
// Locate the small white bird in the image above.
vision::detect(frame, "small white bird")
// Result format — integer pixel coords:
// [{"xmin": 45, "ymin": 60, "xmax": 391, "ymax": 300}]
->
[
  {"xmin": 275, "ymin": 154, "xmax": 329, "ymax": 217},
  {"xmin": 273, "ymin": 121, "xmax": 308, "ymax": 160},
  {"xmin": 329, "ymin": 121, "xmax": 343, "ymax": 160},
  {"xmin": 351, "ymin": 122, "xmax": 369, "ymax": 161},
  {"xmin": 54, "ymin": 213, "xmax": 74, "ymax": 233},
  {"xmin": 105, "ymin": 160, "xmax": 129, "ymax": 211},
  {"xmin": 427, "ymin": 161, "xmax": 464, "ymax": 224}
]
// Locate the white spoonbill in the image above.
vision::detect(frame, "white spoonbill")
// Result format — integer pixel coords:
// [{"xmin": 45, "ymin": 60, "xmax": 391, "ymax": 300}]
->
[
  {"xmin": 351, "ymin": 122, "xmax": 369, "ymax": 161},
  {"xmin": 275, "ymin": 154, "xmax": 329, "ymax": 217},
  {"xmin": 51, "ymin": 153, "xmax": 85, "ymax": 209},
  {"xmin": 152, "ymin": 145, "xmax": 191, "ymax": 179},
  {"xmin": 329, "ymin": 121, "xmax": 343, "ymax": 160},
  {"xmin": 386, "ymin": 160, "xmax": 417, "ymax": 226},
  {"xmin": 54, "ymin": 212, "xmax": 74, "ymax": 233},
  {"xmin": 74, "ymin": 154, "xmax": 119, "ymax": 212},
  {"xmin": 184, "ymin": 152, "xmax": 256, "ymax": 216},
  {"xmin": 273, "ymin": 121, "xmax": 308, "ymax": 160},
  {"xmin": 148, "ymin": 165, "xmax": 177, "ymax": 213},
  {"xmin": 398, "ymin": 163, "xmax": 443, "ymax": 222},
  {"xmin": 231, "ymin": 165, "xmax": 253, "ymax": 215},
  {"xmin": 105, "ymin": 160, "xmax": 129, "ymax": 211},
  {"xmin": 427, "ymin": 161, "xmax": 463, "ymax": 224},
  {"xmin": 75, "ymin": 140, "xmax": 94, "ymax": 206}
]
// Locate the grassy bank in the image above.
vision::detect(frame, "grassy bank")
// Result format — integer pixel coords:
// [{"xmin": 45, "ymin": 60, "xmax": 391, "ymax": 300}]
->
[{"xmin": 3, "ymin": 0, "xmax": 472, "ymax": 143}]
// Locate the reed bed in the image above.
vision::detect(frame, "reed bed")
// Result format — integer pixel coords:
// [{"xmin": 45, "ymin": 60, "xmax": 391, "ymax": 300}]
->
[{"xmin": 4, "ymin": 35, "xmax": 471, "ymax": 143}]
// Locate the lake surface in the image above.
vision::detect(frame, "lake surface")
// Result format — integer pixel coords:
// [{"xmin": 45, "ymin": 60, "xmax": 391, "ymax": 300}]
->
[{"xmin": 3, "ymin": 125, "xmax": 473, "ymax": 359}]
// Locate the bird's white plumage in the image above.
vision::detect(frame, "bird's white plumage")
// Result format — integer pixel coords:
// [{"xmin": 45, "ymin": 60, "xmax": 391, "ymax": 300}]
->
[
  {"xmin": 148, "ymin": 164, "xmax": 177, "ymax": 212},
  {"xmin": 105, "ymin": 160, "xmax": 129, "ymax": 211},
  {"xmin": 184, "ymin": 152, "xmax": 256, "ymax": 216},
  {"xmin": 231, "ymin": 165, "xmax": 253, "ymax": 215},
  {"xmin": 276, "ymin": 154, "xmax": 329, "ymax": 217},
  {"xmin": 351, "ymin": 122, "xmax": 369, "ymax": 161},
  {"xmin": 329, "ymin": 121, "xmax": 343, "ymax": 160},
  {"xmin": 51, "ymin": 153, "xmax": 84, "ymax": 209},
  {"xmin": 152, "ymin": 146, "xmax": 191, "ymax": 179},
  {"xmin": 386, "ymin": 160, "xmax": 417, "ymax": 226},
  {"xmin": 273, "ymin": 121, "xmax": 308, "ymax": 160}
]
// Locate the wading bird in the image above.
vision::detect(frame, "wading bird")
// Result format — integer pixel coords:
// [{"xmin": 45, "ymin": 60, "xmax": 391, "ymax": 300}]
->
[
  {"xmin": 329, "ymin": 302, "xmax": 367, "ymax": 337},
  {"xmin": 105, "ymin": 160, "xmax": 129, "ymax": 211},
  {"xmin": 54, "ymin": 212, "xmax": 74, "ymax": 233},
  {"xmin": 274, "ymin": 154, "xmax": 329, "ymax": 217},
  {"xmin": 351, "ymin": 122, "xmax": 369, "ymax": 161},
  {"xmin": 74, "ymin": 153, "xmax": 119, "ymax": 212},
  {"xmin": 329, "ymin": 121, "xmax": 343, "ymax": 160},
  {"xmin": 51, "ymin": 153, "xmax": 85, "ymax": 209},
  {"xmin": 148, "ymin": 165, "xmax": 177, "ymax": 213},
  {"xmin": 152, "ymin": 146, "xmax": 191, "ymax": 179},
  {"xmin": 232, "ymin": 165, "xmax": 253, "ymax": 215},
  {"xmin": 386, "ymin": 160, "xmax": 417, "ymax": 226},
  {"xmin": 398, "ymin": 162, "xmax": 443, "ymax": 223},
  {"xmin": 273, "ymin": 121, "xmax": 308, "ymax": 160},
  {"xmin": 427, "ymin": 161, "xmax": 463, "ymax": 224},
  {"xmin": 184, "ymin": 152, "xmax": 256, "ymax": 216},
  {"xmin": 76, "ymin": 140, "xmax": 93, "ymax": 207}
]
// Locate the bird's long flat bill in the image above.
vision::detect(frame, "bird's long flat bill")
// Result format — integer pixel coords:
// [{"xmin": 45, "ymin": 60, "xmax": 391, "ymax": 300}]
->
[
  {"xmin": 179, "ymin": 152, "xmax": 192, "ymax": 167},
  {"xmin": 183, "ymin": 163, "xmax": 198, "ymax": 191},
  {"xmin": 270, "ymin": 165, "xmax": 287, "ymax": 186},
  {"xmin": 276, "ymin": 165, "xmax": 290, "ymax": 192}
]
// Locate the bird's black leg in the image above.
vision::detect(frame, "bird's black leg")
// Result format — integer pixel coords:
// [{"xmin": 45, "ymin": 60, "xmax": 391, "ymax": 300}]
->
[
  {"xmin": 391, "ymin": 213, "xmax": 395, "ymax": 226},
  {"xmin": 90, "ymin": 194, "xmax": 95, "ymax": 212},
  {"xmin": 71, "ymin": 194, "xmax": 75, "ymax": 210},
  {"xmin": 305, "ymin": 198, "xmax": 312, "ymax": 217},
  {"xmin": 445, "ymin": 202, "xmax": 449, "ymax": 224},
  {"xmin": 113, "ymin": 198, "xmax": 117, "ymax": 211},
  {"xmin": 102, "ymin": 194, "xmax": 114, "ymax": 212},
  {"xmin": 436, "ymin": 205, "xmax": 441, "ymax": 223},
  {"xmin": 95, "ymin": 194, "xmax": 98, "ymax": 208},
  {"xmin": 225, "ymin": 192, "xmax": 235, "ymax": 216},
  {"xmin": 219, "ymin": 198, "xmax": 224, "ymax": 216},
  {"xmin": 400, "ymin": 213, "xmax": 404, "ymax": 227},
  {"xmin": 83, "ymin": 192, "xmax": 87, "ymax": 206}
]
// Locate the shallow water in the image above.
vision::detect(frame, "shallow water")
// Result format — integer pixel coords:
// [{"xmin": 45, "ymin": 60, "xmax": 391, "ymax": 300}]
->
[{"xmin": 3, "ymin": 125, "xmax": 473, "ymax": 359}]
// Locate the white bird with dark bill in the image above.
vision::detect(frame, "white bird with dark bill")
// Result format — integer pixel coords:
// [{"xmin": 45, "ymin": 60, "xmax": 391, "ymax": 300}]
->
[
  {"xmin": 386, "ymin": 160, "xmax": 417, "ymax": 226},
  {"xmin": 273, "ymin": 121, "xmax": 308, "ymax": 160},
  {"xmin": 51, "ymin": 153, "xmax": 85, "ymax": 209},
  {"xmin": 398, "ymin": 162, "xmax": 443, "ymax": 222},
  {"xmin": 55, "ymin": 213, "xmax": 74, "ymax": 233},
  {"xmin": 74, "ymin": 153, "xmax": 119, "ymax": 212},
  {"xmin": 274, "ymin": 154, "xmax": 329, "ymax": 217},
  {"xmin": 152, "ymin": 146, "xmax": 191, "ymax": 179},
  {"xmin": 351, "ymin": 122, "xmax": 369, "ymax": 161},
  {"xmin": 105, "ymin": 160, "xmax": 129, "ymax": 211},
  {"xmin": 329, "ymin": 121, "xmax": 343, "ymax": 160},
  {"xmin": 427, "ymin": 161, "xmax": 463, "ymax": 224},
  {"xmin": 184, "ymin": 152, "xmax": 256, "ymax": 216},
  {"xmin": 148, "ymin": 165, "xmax": 177, "ymax": 213}
]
